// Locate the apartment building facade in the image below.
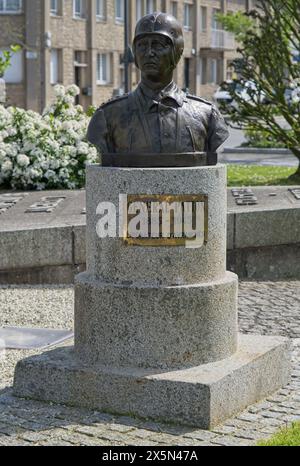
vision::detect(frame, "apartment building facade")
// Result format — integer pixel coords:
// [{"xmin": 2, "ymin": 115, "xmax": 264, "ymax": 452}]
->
[{"xmin": 0, "ymin": 0, "xmax": 252, "ymax": 112}]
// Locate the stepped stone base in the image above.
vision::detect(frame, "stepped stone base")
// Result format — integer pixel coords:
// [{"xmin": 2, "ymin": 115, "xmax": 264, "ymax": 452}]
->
[
  {"xmin": 13, "ymin": 334, "xmax": 290, "ymax": 429},
  {"xmin": 75, "ymin": 271, "xmax": 238, "ymax": 369}
]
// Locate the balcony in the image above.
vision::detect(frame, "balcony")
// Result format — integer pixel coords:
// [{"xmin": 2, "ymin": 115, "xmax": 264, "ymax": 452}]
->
[{"xmin": 211, "ymin": 29, "xmax": 236, "ymax": 50}]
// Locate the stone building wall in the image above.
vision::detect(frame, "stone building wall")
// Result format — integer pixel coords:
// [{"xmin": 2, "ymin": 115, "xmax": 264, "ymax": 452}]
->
[
  {"xmin": 5, "ymin": 84, "xmax": 25, "ymax": 108},
  {"xmin": 93, "ymin": 0, "xmax": 124, "ymax": 105},
  {"xmin": 0, "ymin": 0, "xmax": 250, "ymax": 110}
]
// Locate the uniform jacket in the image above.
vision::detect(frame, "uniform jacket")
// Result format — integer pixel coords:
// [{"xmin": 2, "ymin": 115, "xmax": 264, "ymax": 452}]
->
[{"xmin": 87, "ymin": 81, "xmax": 229, "ymax": 154}]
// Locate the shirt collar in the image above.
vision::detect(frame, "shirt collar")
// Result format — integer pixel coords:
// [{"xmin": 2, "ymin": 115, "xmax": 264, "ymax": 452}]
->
[{"xmin": 138, "ymin": 81, "xmax": 187, "ymax": 111}]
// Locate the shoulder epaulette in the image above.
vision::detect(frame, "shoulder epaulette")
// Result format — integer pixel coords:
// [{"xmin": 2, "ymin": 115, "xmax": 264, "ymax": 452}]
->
[
  {"xmin": 99, "ymin": 93, "xmax": 129, "ymax": 109},
  {"xmin": 186, "ymin": 94, "xmax": 212, "ymax": 106}
]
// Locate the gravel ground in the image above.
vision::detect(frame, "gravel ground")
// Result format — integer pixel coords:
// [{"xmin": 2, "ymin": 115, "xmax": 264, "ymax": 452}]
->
[
  {"xmin": 0, "ymin": 285, "xmax": 74, "ymax": 390},
  {"xmin": 0, "ymin": 285, "xmax": 74, "ymax": 330},
  {"xmin": 0, "ymin": 281, "xmax": 299, "ymax": 446}
]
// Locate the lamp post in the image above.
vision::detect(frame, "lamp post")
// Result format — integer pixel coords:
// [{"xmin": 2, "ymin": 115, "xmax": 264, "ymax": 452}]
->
[{"xmin": 124, "ymin": 0, "xmax": 130, "ymax": 93}]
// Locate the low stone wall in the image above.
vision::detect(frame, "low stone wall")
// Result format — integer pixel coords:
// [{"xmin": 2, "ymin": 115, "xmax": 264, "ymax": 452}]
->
[
  {"xmin": 0, "ymin": 225, "xmax": 86, "ymax": 285},
  {"xmin": 227, "ymin": 186, "xmax": 300, "ymax": 279},
  {"xmin": 227, "ymin": 210, "xmax": 300, "ymax": 280},
  {"xmin": 223, "ymin": 148, "xmax": 292, "ymax": 155},
  {"xmin": 220, "ymin": 147, "xmax": 298, "ymax": 168},
  {"xmin": 1, "ymin": 216, "xmax": 299, "ymax": 284},
  {"xmin": 0, "ymin": 187, "xmax": 299, "ymax": 284}
]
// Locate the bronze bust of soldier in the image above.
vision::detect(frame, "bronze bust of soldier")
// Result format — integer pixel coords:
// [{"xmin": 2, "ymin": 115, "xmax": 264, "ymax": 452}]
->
[{"xmin": 87, "ymin": 12, "xmax": 229, "ymax": 167}]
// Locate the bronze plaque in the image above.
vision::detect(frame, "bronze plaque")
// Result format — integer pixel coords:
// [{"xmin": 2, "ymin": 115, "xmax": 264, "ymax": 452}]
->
[{"xmin": 123, "ymin": 194, "xmax": 208, "ymax": 247}]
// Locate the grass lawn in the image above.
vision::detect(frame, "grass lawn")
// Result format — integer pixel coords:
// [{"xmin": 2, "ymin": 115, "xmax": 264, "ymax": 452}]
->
[
  {"xmin": 227, "ymin": 165, "xmax": 300, "ymax": 186},
  {"xmin": 1, "ymin": 165, "xmax": 299, "ymax": 191},
  {"xmin": 257, "ymin": 422, "xmax": 300, "ymax": 446}
]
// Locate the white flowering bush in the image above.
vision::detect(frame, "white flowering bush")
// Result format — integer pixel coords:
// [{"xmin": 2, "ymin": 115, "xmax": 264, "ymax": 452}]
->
[{"xmin": 0, "ymin": 84, "xmax": 98, "ymax": 190}]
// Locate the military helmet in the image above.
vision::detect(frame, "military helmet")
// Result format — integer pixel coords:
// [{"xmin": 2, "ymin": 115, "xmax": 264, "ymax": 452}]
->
[{"xmin": 133, "ymin": 12, "xmax": 184, "ymax": 68}]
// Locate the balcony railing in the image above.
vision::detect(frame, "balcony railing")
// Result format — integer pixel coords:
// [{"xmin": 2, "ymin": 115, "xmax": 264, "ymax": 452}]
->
[
  {"xmin": 211, "ymin": 29, "xmax": 236, "ymax": 50},
  {"xmin": 227, "ymin": 0, "xmax": 247, "ymax": 4}
]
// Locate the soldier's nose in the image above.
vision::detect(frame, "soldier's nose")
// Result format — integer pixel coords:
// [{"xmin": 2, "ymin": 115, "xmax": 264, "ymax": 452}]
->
[{"xmin": 145, "ymin": 48, "xmax": 155, "ymax": 57}]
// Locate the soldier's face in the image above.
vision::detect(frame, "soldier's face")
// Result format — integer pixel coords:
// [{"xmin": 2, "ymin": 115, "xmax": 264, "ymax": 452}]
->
[{"xmin": 135, "ymin": 34, "xmax": 174, "ymax": 80}]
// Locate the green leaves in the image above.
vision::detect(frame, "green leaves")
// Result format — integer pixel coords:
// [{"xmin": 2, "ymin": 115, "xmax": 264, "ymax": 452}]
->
[
  {"xmin": 0, "ymin": 44, "xmax": 22, "ymax": 78},
  {"xmin": 86, "ymin": 106, "xmax": 96, "ymax": 118},
  {"xmin": 217, "ymin": 0, "xmax": 300, "ymax": 171},
  {"xmin": 216, "ymin": 11, "xmax": 255, "ymax": 43},
  {"xmin": 10, "ymin": 45, "xmax": 21, "ymax": 53}
]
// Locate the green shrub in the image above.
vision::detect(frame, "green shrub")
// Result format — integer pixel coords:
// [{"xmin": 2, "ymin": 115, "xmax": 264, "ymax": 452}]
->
[
  {"xmin": 242, "ymin": 128, "xmax": 288, "ymax": 149},
  {"xmin": 0, "ymin": 85, "xmax": 98, "ymax": 190}
]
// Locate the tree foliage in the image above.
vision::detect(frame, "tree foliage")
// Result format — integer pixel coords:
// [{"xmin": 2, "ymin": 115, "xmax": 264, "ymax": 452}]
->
[
  {"xmin": 0, "ymin": 45, "xmax": 21, "ymax": 78},
  {"xmin": 217, "ymin": 0, "xmax": 300, "ymax": 176}
]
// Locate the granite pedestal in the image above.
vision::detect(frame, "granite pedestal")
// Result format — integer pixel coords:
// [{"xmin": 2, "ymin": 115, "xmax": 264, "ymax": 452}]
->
[{"xmin": 13, "ymin": 164, "xmax": 291, "ymax": 428}]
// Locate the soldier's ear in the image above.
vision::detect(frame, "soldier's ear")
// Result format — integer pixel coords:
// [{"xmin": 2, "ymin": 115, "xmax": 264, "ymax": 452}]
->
[
  {"xmin": 132, "ymin": 45, "xmax": 140, "ymax": 70},
  {"xmin": 174, "ymin": 48, "xmax": 184, "ymax": 67}
]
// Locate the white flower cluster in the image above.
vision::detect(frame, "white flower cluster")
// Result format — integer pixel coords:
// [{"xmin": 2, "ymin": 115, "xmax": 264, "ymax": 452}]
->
[
  {"xmin": 287, "ymin": 79, "xmax": 300, "ymax": 105},
  {"xmin": 0, "ymin": 84, "xmax": 98, "ymax": 190}
]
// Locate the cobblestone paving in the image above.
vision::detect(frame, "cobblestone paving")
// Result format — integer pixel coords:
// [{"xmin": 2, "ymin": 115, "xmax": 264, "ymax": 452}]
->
[
  {"xmin": 239, "ymin": 281, "xmax": 300, "ymax": 338},
  {"xmin": 0, "ymin": 281, "xmax": 299, "ymax": 446}
]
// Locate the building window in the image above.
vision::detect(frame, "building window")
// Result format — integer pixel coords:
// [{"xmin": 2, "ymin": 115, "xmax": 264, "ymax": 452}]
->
[
  {"xmin": 200, "ymin": 57, "xmax": 207, "ymax": 85},
  {"xmin": 183, "ymin": 3, "xmax": 192, "ymax": 30},
  {"xmin": 73, "ymin": 0, "xmax": 85, "ymax": 19},
  {"xmin": 50, "ymin": 49, "xmax": 62, "ymax": 84},
  {"xmin": 74, "ymin": 50, "xmax": 87, "ymax": 68},
  {"xmin": 136, "ymin": 0, "xmax": 143, "ymax": 21},
  {"xmin": 170, "ymin": 1, "xmax": 177, "ymax": 18},
  {"xmin": 200, "ymin": 6, "xmax": 207, "ymax": 32},
  {"xmin": 115, "ymin": 0, "xmax": 124, "ymax": 22},
  {"xmin": 96, "ymin": 0, "xmax": 106, "ymax": 20},
  {"xmin": 210, "ymin": 58, "xmax": 217, "ymax": 84},
  {"xmin": 97, "ymin": 53, "xmax": 111, "ymax": 85},
  {"xmin": 0, "ymin": 0, "xmax": 22, "ymax": 13},
  {"xmin": 50, "ymin": 0, "xmax": 58, "ymax": 15},
  {"xmin": 0, "ymin": 48, "xmax": 23, "ymax": 82},
  {"xmin": 146, "ymin": 0, "xmax": 156, "ymax": 14},
  {"xmin": 226, "ymin": 60, "xmax": 234, "ymax": 81},
  {"xmin": 212, "ymin": 8, "xmax": 221, "ymax": 30},
  {"xmin": 50, "ymin": 0, "xmax": 62, "ymax": 16}
]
